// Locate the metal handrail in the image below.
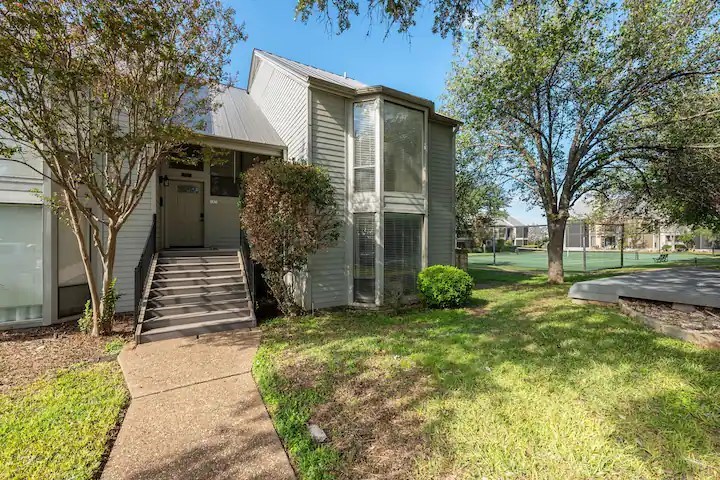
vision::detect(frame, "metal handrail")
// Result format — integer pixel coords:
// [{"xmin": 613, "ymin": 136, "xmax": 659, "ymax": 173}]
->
[
  {"xmin": 134, "ymin": 214, "xmax": 156, "ymax": 326},
  {"xmin": 239, "ymin": 230, "xmax": 256, "ymax": 309}
]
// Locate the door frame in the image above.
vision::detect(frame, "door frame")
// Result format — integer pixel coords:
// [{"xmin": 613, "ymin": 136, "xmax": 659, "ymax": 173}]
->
[{"xmin": 162, "ymin": 178, "xmax": 205, "ymax": 249}]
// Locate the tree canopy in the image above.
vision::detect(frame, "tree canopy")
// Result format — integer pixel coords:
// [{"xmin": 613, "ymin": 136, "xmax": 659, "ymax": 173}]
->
[{"xmin": 0, "ymin": 0, "xmax": 244, "ymax": 334}]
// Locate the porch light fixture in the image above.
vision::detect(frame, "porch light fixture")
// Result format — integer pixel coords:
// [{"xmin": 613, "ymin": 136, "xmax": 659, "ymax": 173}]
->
[{"xmin": 159, "ymin": 175, "xmax": 169, "ymax": 186}]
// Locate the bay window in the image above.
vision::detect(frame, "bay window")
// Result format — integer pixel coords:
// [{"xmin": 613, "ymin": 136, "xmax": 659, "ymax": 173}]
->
[{"xmin": 350, "ymin": 97, "xmax": 426, "ymax": 305}]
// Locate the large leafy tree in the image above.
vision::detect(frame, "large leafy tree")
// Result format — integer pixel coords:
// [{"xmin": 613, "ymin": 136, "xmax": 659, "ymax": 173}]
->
[
  {"xmin": 298, "ymin": 0, "xmax": 720, "ymax": 283},
  {"xmin": 0, "ymin": 0, "xmax": 244, "ymax": 335},
  {"xmin": 455, "ymin": 130, "xmax": 508, "ymax": 240},
  {"xmin": 627, "ymin": 89, "xmax": 720, "ymax": 230},
  {"xmin": 447, "ymin": 0, "xmax": 719, "ymax": 283}
]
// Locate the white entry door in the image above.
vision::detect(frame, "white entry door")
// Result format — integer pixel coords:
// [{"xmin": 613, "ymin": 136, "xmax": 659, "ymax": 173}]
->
[{"xmin": 166, "ymin": 180, "xmax": 204, "ymax": 247}]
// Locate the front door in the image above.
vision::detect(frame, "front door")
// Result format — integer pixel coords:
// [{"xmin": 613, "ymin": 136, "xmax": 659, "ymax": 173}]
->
[{"xmin": 166, "ymin": 180, "xmax": 204, "ymax": 247}]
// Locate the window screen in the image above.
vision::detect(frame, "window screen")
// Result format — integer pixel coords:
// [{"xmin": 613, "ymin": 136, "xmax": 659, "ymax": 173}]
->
[
  {"xmin": 384, "ymin": 102, "xmax": 423, "ymax": 193},
  {"xmin": 353, "ymin": 101, "xmax": 376, "ymax": 193},
  {"xmin": 353, "ymin": 213, "xmax": 376, "ymax": 303},
  {"xmin": 210, "ymin": 151, "xmax": 239, "ymax": 197},
  {"xmin": 384, "ymin": 213, "xmax": 422, "ymax": 297}
]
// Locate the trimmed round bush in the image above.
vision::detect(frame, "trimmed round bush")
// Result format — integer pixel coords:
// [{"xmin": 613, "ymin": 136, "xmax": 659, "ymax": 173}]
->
[{"xmin": 417, "ymin": 265, "xmax": 474, "ymax": 308}]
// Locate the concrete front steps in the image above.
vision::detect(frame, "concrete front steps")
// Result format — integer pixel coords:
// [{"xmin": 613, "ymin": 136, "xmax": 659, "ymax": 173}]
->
[{"xmin": 136, "ymin": 249, "xmax": 255, "ymax": 343}]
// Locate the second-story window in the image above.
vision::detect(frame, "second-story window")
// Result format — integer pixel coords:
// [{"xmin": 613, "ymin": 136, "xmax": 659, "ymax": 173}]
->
[
  {"xmin": 353, "ymin": 101, "xmax": 376, "ymax": 192},
  {"xmin": 384, "ymin": 102, "xmax": 423, "ymax": 193}
]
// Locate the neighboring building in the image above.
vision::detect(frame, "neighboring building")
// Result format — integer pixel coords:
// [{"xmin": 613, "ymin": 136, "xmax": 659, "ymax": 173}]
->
[
  {"xmin": 0, "ymin": 49, "xmax": 459, "ymax": 338},
  {"xmin": 490, "ymin": 216, "xmax": 529, "ymax": 247},
  {"xmin": 564, "ymin": 220, "xmax": 717, "ymax": 252}
]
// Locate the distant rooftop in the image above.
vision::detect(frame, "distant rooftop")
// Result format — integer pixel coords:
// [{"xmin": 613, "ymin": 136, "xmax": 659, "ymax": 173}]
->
[{"xmin": 497, "ymin": 215, "xmax": 527, "ymax": 227}]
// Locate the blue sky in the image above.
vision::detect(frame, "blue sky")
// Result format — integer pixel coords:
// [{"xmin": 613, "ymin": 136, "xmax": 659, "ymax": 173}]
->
[{"xmin": 227, "ymin": 0, "xmax": 546, "ymax": 224}]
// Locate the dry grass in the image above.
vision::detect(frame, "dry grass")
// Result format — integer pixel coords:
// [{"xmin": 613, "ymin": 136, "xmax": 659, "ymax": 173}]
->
[
  {"xmin": 311, "ymin": 363, "xmax": 432, "ymax": 479},
  {"xmin": 0, "ymin": 317, "xmax": 132, "ymax": 392}
]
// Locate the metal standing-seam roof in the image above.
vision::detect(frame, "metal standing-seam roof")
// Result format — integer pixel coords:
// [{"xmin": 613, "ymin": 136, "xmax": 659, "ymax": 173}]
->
[
  {"xmin": 254, "ymin": 49, "xmax": 369, "ymax": 90},
  {"xmin": 199, "ymin": 86, "xmax": 285, "ymax": 148}
]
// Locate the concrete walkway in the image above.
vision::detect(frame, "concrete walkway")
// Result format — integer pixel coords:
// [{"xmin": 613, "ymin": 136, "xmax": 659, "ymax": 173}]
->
[{"xmin": 102, "ymin": 330, "xmax": 295, "ymax": 480}]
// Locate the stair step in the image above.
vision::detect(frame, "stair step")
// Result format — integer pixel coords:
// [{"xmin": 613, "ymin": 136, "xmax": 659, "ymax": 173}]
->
[
  {"xmin": 155, "ymin": 261, "xmax": 240, "ymax": 271},
  {"xmin": 149, "ymin": 282, "xmax": 247, "ymax": 296},
  {"xmin": 139, "ymin": 316, "xmax": 255, "ymax": 343},
  {"xmin": 147, "ymin": 291, "xmax": 248, "ymax": 308},
  {"xmin": 160, "ymin": 249, "xmax": 237, "ymax": 258},
  {"xmin": 157, "ymin": 256, "xmax": 239, "ymax": 265},
  {"xmin": 147, "ymin": 299, "xmax": 250, "ymax": 316},
  {"xmin": 152, "ymin": 275, "xmax": 245, "ymax": 288},
  {"xmin": 153, "ymin": 268, "xmax": 242, "ymax": 279},
  {"xmin": 143, "ymin": 307, "xmax": 252, "ymax": 328}
]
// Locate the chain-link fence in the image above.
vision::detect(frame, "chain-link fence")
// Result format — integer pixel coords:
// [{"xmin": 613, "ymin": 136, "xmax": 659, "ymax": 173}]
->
[{"xmin": 468, "ymin": 221, "xmax": 720, "ymax": 272}]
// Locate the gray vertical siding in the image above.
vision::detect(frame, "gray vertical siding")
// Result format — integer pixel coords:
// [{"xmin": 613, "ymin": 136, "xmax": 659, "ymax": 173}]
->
[
  {"xmin": 249, "ymin": 58, "xmax": 308, "ymax": 160},
  {"xmin": 114, "ymin": 180, "xmax": 155, "ymax": 312},
  {"xmin": 427, "ymin": 121, "xmax": 455, "ymax": 266},
  {"xmin": 205, "ymin": 197, "xmax": 241, "ymax": 249},
  {"xmin": 308, "ymin": 89, "xmax": 348, "ymax": 308}
]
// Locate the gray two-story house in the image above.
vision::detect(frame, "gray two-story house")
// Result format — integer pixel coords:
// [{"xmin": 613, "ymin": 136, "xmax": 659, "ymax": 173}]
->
[{"xmin": 0, "ymin": 50, "xmax": 458, "ymax": 341}]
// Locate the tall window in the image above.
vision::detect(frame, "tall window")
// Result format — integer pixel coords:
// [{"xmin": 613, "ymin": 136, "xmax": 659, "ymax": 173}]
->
[
  {"xmin": 0, "ymin": 204, "xmax": 43, "ymax": 322},
  {"xmin": 384, "ymin": 213, "xmax": 422, "ymax": 297},
  {"xmin": 353, "ymin": 213, "xmax": 376, "ymax": 303},
  {"xmin": 353, "ymin": 101, "xmax": 376, "ymax": 192},
  {"xmin": 384, "ymin": 102, "xmax": 423, "ymax": 193}
]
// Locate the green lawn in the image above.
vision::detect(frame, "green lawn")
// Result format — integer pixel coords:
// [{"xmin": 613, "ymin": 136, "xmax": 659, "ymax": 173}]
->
[
  {"xmin": 0, "ymin": 362, "xmax": 129, "ymax": 480},
  {"xmin": 254, "ymin": 268, "xmax": 720, "ymax": 479}
]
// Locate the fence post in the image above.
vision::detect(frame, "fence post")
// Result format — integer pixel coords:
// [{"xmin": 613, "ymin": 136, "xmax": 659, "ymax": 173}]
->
[
  {"xmin": 492, "ymin": 227, "xmax": 497, "ymax": 265},
  {"xmin": 582, "ymin": 222, "xmax": 587, "ymax": 272},
  {"xmin": 620, "ymin": 224, "xmax": 625, "ymax": 268}
]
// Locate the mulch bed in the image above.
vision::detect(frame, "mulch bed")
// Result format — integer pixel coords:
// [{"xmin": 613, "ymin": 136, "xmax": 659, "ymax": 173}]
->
[
  {"xmin": 620, "ymin": 298, "xmax": 720, "ymax": 349},
  {"xmin": 0, "ymin": 316, "xmax": 133, "ymax": 393},
  {"xmin": 622, "ymin": 298, "xmax": 720, "ymax": 333}
]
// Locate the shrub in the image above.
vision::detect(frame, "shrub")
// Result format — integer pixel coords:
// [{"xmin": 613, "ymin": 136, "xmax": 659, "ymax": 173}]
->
[
  {"xmin": 78, "ymin": 279, "xmax": 119, "ymax": 334},
  {"xmin": 417, "ymin": 265, "xmax": 474, "ymax": 308},
  {"xmin": 240, "ymin": 159, "xmax": 341, "ymax": 315}
]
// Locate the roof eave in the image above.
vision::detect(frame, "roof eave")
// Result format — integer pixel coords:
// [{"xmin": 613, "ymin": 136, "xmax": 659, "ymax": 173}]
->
[{"xmin": 192, "ymin": 131, "xmax": 286, "ymax": 154}]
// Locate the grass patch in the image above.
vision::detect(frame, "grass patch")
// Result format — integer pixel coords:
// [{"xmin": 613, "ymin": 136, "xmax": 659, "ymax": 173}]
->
[
  {"xmin": 0, "ymin": 362, "xmax": 129, "ymax": 480},
  {"xmin": 255, "ymin": 267, "xmax": 720, "ymax": 479},
  {"xmin": 104, "ymin": 338, "xmax": 125, "ymax": 355}
]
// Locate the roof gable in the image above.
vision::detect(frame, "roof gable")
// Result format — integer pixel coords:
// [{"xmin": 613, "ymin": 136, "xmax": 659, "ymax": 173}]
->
[{"xmin": 253, "ymin": 49, "xmax": 367, "ymax": 90}]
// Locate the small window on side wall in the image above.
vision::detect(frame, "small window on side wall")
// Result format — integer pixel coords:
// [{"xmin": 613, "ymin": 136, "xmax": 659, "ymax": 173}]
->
[{"xmin": 210, "ymin": 151, "xmax": 239, "ymax": 197}]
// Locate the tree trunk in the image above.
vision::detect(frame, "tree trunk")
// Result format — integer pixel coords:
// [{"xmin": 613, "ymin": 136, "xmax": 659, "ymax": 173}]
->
[
  {"xmin": 547, "ymin": 217, "xmax": 568, "ymax": 284},
  {"xmin": 98, "ymin": 227, "xmax": 119, "ymax": 335},
  {"xmin": 63, "ymin": 192, "xmax": 102, "ymax": 336}
]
